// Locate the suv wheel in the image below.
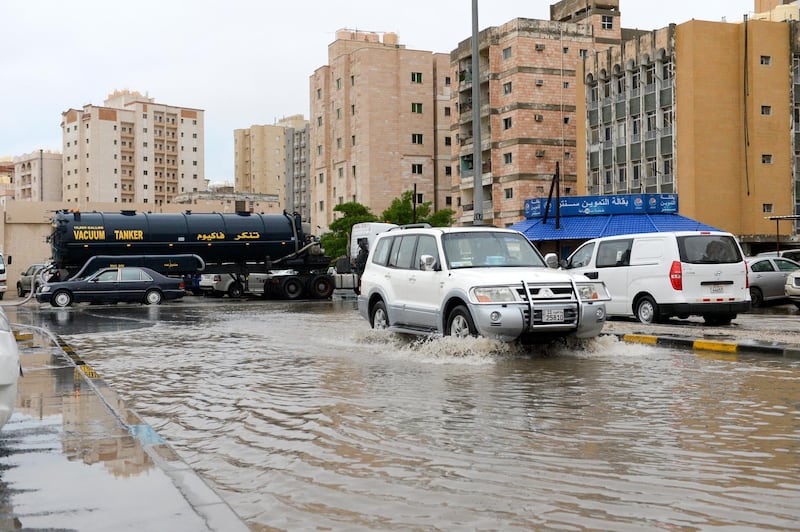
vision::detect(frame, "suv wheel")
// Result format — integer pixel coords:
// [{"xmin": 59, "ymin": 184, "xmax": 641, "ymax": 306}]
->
[
  {"xmin": 17, "ymin": 283, "xmax": 25, "ymax": 297},
  {"xmin": 228, "ymin": 282, "xmax": 244, "ymax": 298},
  {"xmin": 446, "ymin": 305, "xmax": 477, "ymax": 338},
  {"xmin": 370, "ymin": 300, "xmax": 389, "ymax": 329}
]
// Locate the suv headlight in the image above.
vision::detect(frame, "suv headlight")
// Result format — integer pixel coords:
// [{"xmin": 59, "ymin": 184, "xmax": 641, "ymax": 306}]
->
[
  {"xmin": 575, "ymin": 281, "xmax": 610, "ymax": 301},
  {"xmin": 471, "ymin": 286, "xmax": 518, "ymax": 303}
]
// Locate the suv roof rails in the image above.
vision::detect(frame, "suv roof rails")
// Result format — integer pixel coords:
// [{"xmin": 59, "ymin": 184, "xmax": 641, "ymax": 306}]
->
[{"xmin": 387, "ymin": 223, "xmax": 432, "ymax": 231}]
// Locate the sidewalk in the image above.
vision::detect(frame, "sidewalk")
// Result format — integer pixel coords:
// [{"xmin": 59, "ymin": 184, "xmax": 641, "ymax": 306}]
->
[{"xmin": 0, "ymin": 324, "xmax": 249, "ymax": 531}]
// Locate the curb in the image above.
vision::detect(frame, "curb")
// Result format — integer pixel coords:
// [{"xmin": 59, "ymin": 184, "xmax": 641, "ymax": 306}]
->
[{"xmin": 617, "ymin": 333, "xmax": 800, "ymax": 359}]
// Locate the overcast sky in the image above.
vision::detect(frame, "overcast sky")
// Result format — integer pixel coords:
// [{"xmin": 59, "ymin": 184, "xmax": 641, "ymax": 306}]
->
[{"xmin": 1, "ymin": 0, "xmax": 755, "ymax": 183}]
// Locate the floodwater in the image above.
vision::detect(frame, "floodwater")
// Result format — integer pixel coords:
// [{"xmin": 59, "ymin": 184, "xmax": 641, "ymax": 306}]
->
[{"xmin": 19, "ymin": 298, "xmax": 800, "ymax": 530}]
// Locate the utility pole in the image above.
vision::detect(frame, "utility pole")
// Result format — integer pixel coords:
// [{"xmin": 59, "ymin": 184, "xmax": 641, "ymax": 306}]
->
[{"xmin": 471, "ymin": 0, "xmax": 484, "ymax": 225}]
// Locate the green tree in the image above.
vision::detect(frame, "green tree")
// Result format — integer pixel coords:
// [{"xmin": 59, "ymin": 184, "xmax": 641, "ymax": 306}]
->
[
  {"xmin": 319, "ymin": 202, "xmax": 378, "ymax": 260},
  {"xmin": 381, "ymin": 190, "xmax": 455, "ymax": 227}
]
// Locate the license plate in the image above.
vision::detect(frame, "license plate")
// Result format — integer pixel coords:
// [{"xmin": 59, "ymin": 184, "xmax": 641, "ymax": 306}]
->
[
  {"xmin": 542, "ymin": 309, "xmax": 564, "ymax": 322},
  {"xmin": 710, "ymin": 285, "xmax": 723, "ymax": 293}
]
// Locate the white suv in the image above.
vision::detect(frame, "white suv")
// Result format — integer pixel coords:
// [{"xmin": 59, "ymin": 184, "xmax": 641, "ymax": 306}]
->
[{"xmin": 357, "ymin": 226, "xmax": 610, "ymax": 343}]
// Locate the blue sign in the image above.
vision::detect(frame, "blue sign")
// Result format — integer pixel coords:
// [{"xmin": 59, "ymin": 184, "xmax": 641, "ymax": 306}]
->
[{"xmin": 524, "ymin": 194, "xmax": 678, "ymax": 219}]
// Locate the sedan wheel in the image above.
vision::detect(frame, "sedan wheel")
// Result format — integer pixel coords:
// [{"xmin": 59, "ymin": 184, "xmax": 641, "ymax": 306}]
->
[
  {"xmin": 51, "ymin": 290, "xmax": 73, "ymax": 308},
  {"xmin": 144, "ymin": 289, "xmax": 163, "ymax": 305}
]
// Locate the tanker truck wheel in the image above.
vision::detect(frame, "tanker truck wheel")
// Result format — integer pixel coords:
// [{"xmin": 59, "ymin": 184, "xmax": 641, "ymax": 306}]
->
[
  {"xmin": 51, "ymin": 290, "xmax": 73, "ymax": 308},
  {"xmin": 281, "ymin": 277, "xmax": 304, "ymax": 300},
  {"xmin": 307, "ymin": 275, "xmax": 334, "ymax": 299},
  {"xmin": 144, "ymin": 289, "xmax": 163, "ymax": 305}
]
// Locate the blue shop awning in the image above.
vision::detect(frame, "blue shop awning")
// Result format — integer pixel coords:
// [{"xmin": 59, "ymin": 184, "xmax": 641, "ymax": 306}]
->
[{"xmin": 509, "ymin": 213, "xmax": 721, "ymax": 242}]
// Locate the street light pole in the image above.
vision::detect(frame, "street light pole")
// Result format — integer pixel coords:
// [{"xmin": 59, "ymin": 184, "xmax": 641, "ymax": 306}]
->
[{"xmin": 471, "ymin": 0, "xmax": 484, "ymax": 225}]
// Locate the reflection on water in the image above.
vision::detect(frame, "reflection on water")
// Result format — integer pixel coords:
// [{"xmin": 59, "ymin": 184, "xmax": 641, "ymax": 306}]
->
[{"xmin": 63, "ymin": 300, "xmax": 800, "ymax": 530}]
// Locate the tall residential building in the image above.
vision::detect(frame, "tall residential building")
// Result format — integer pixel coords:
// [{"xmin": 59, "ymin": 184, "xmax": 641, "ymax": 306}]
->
[
  {"xmin": 578, "ymin": 9, "xmax": 800, "ymax": 250},
  {"xmin": 61, "ymin": 89, "xmax": 204, "ymax": 207},
  {"xmin": 450, "ymin": 0, "xmax": 631, "ymax": 228},
  {"xmin": 0, "ymin": 158, "xmax": 13, "ymax": 205},
  {"xmin": 310, "ymin": 30, "xmax": 451, "ymax": 230},
  {"xmin": 13, "ymin": 150, "xmax": 62, "ymax": 202},
  {"xmin": 285, "ymin": 121, "xmax": 311, "ymax": 222},
  {"xmin": 234, "ymin": 115, "xmax": 309, "ymax": 213}
]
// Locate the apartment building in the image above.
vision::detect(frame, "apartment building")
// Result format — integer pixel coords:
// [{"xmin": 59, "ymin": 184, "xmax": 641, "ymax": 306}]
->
[
  {"xmin": 578, "ymin": 5, "xmax": 800, "ymax": 249},
  {"xmin": 450, "ymin": 0, "xmax": 631, "ymax": 227},
  {"xmin": 12, "ymin": 150, "xmax": 62, "ymax": 202},
  {"xmin": 310, "ymin": 30, "xmax": 451, "ymax": 230},
  {"xmin": 234, "ymin": 115, "xmax": 309, "ymax": 214},
  {"xmin": 61, "ymin": 89, "xmax": 204, "ymax": 207},
  {"xmin": 285, "ymin": 121, "xmax": 311, "ymax": 223}
]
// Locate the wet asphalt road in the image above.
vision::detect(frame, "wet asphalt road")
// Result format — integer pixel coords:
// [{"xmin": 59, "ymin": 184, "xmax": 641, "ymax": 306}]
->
[{"xmin": 2, "ymin": 294, "xmax": 799, "ymax": 530}]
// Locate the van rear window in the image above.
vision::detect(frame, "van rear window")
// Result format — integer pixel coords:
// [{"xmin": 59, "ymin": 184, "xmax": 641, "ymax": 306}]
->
[{"xmin": 677, "ymin": 235, "xmax": 742, "ymax": 264}]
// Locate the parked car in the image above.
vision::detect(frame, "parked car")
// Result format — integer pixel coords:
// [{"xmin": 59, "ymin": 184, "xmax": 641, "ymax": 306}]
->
[
  {"xmin": 756, "ymin": 249, "xmax": 800, "ymax": 263},
  {"xmin": 357, "ymin": 225, "xmax": 610, "ymax": 344},
  {"xmin": 0, "ymin": 306, "xmax": 20, "ymax": 429},
  {"xmin": 36, "ymin": 266, "xmax": 185, "ymax": 307},
  {"xmin": 16, "ymin": 262, "xmax": 48, "ymax": 297},
  {"xmin": 746, "ymin": 256, "xmax": 800, "ymax": 307},
  {"xmin": 785, "ymin": 270, "xmax": 800, "ymax": 309},
  {"xmin": 562, "ymin": 231, "xmax": 751, "ymax": 324}
]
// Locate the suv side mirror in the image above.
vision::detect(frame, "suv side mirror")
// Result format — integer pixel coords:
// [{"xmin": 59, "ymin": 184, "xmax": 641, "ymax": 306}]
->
[
  {"xmin": 544, "ymin": 253, "xmax": 559, "ymax": 269},
  {"xmin": 419, "ymin": 254, "xmax": 438, "ymax": 271}
]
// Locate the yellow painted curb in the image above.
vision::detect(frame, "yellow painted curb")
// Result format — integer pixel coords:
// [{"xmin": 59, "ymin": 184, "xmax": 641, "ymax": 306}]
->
[
  {"xmin": 693, "ymin": 340, "xmax": 737, "ymax": 353},
  {"xmin": 14, "ymin": 332, "xmax": 34, "ymax": 341},
  {"xmin": 622, "ymin": 334, "xmax": 658, "ymax": 344}
]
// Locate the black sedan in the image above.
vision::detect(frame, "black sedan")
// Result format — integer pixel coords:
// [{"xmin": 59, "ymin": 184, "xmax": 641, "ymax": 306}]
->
[{"xmin": 36, "ymin": 266, "xmax": 185, "ymax": 307}]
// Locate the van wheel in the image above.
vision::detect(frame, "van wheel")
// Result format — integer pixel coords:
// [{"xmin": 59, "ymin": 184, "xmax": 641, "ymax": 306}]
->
[
  {"xmin": 704, "ymin": 313, "xmax": 735, "ymax": 326},
  {"xmin": 446, "ymin": 305, "xmax": 477, "ymax": 338},
  {"xmin": 749, "ymin": 287, "xmax": 763, "ymax": 308},
  {"xmin": 635, "ymin": 296, "xmax": 659, "ymax": 324},
  {"xmin": 370, "ymin": 300, "xmax": 389, "ymax": 329}
]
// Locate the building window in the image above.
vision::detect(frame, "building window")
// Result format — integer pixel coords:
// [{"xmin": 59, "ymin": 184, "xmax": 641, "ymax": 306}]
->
[
  {"xmin": 579, "ymin": 49, "xmax": 588, "ymax": 58},
  {"xmin": 446, "ymin": 196, "xmax": 452, "ymax": 206},
  {"xmin": 563, "ymin": 46, "xmax": 569, "ymax": 54},
  {"xmin": 761, "ymin": 55, "xmax": 772, "ymax": 66},
  {"xmin": 503, "ymin": 82, "xmax": 512, "ymax": 94},
  {"xmin": 503, "ymin": 153, "xmax": 512, "ymax": 164},
  {"xmin": 504, "ymin": 188, "xmax": 513, "ymax": 199},
  {"xmin": 502, "ymin": 46, "xmax": 512, "ymax": 60},
  {"xmin": 316, "ymin": 88, "xmax": 321, "ymax": 99},
  {"xmin": 412, "ymin": 133, "xmax": 423, "ymax": 144},
  {"xmin": 350, "ymin": 75, "xmax": 355, "ymax": 86},
  {"xmin": 444, "ymin": 106, "xmax": 451, "ymax": 117},
  {"xmin": 563, "ymin": 81, "xmax": 570, "ymax": 89},
  {"xmin": 618, "ymin": 167, "xmax": 626, "ymax": 183},
  {"xmin": 412, "ymin": 102, "xmax": 423, "ymax": 113},
  {"xmin": 319, "ymin": 200, "xmax": 324, "ymax": 211},
  {"xmin": 412, "ymin": 163, "xmax": 423, "ymax": 174},
  {"xmin": 336, "ymin": 78, "xmax": 342, "ymax": 89},
  {"xmin": 602, "ymin": 15, "xmax": 613, "ymax": 29},
  {"xmin": 351, "ymin": 135, "xmax": 356, "ymax": 146},
  {"xmin": 761, "ymin": 105, "xmax": 772, "ymax": 115},
  {"xmin": 338, "ymin": 167, "xmax": 344, "ymax": 178},
  {"xmin": 336, "ymin": 108, "xmax": 342, "ymax": 119},
  {"xmin": 763, "ymin": 203, "xmax": 774, "ymax": 213},
  {"xmin": 564, "ymin": 116, "xmax": 570, "ymax": 124},
  {"xmin": 351, "ymin": 104, "xmax": 355, "ymax": 115},
  {"xmin": 445, "ymin": 166, "xmax": 452, "ymax": 176},
  {"xmin": 336, "ymin": 138, "xmax": 342, "ymax": 148},
  {"xmin": 319, "ymin": 173, "xmax": 324, "ymax": 183},
  {"xmin": 445, "ymin": 136, "xmax": 452, "ymax": 146},
  {"xmin": 411, "ymin": 72, "xmax": 423, "ymax": 83},
  {"xmin": 503, "ymin": 117, "xmax": 512, "ymax": 130},
  {"xmin": 762, "ymin": 154, "xmax": 773, "ymax": 164},
  {"xmin": 352, "ymin": 165, "xmax": 356, "ymax": 177},
  {"xmin": 445, "ymin": 76, "xmax": 451, "ymax": 86},
  {"xmin": 317, "ymin": 145, "xmax": 322, "ymax": 155},
  {"xmin": 317, "ymin": 116, "xmax": 322, "ymax": 126}
]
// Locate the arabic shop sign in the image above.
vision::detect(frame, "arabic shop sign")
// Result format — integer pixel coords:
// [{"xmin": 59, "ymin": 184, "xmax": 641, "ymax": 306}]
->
[{"xmin": 524, "ymin": 194, "xmax": 679, "ymax": 219}]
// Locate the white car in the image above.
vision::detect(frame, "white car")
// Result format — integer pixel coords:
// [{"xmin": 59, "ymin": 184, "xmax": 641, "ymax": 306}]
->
[
  {"xmin": 785, "ymin": 270, "xmax": 800, "ymax": 309},
  {"xmin": 357, "ymin": 226, "xmax": 610, "ymax": 344},
  {"xmin": 0, "ymin": 307, "xmax": 20, "ymax": 429}
]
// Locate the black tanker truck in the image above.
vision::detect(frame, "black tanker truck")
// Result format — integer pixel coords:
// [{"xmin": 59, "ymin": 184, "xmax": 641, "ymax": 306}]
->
[{"xmin": 47, "ymin": 209, "xmax": 336, "ymax": 299}]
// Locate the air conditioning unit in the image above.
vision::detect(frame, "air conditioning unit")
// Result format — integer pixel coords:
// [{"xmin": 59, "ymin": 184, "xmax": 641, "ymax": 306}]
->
[
  {"xmin": 535, "ymin": 114, "xmax": 544, "ymax": 122},
  {"xmin": 535, "ymin": 79, "xmax": 544, "ymax": 86},
  {"xmin": 535, "ymin": 150, "xmax": 546, "ymax": 157},
  {"xmin": 535, "ymin": 43, "xmax": 545, "ymax": 51}
]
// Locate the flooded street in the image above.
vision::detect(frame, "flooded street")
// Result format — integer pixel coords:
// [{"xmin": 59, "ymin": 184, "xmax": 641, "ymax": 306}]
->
[{"xmin": 10, "ymin": 298, "xmax": 800, "ymax": 530}]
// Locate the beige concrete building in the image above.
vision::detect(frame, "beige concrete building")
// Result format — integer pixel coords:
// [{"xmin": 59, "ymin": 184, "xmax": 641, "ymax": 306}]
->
[
  {"xmin": 579, "ymin": 2, "xmax": 800, "ymax": 250},
  {"xmin": 13, "ymin": 150, "xmax": 62, "ymax": 202},
  {"xmin": 234, "ymin": 115, "xmax": 309, "ymax": 213},
  {"xmin": 286, "ymin": 120, "xmax": 311, "ymax": 223},
  {"xmin": 0, "ymin": 159, "xmax": 13, "ymax": 205},
  {"xmin": 61, "ymin": 90, "xmax": 204, "ymax": 207},
  {"xmin": 450, "ymin": 0, "xmax": 634, "ymax": 228},
  {"xmin": 310, "ymin": 30, "xmax": 451, "ymax": 230}
]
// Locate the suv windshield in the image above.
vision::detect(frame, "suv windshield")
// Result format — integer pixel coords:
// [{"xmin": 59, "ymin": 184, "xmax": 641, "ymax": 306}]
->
[
  {"xmin": 442, "ymin": 231, "xmax": 546, "ymax": 269},
  {"xmin": 678, "ymin": 235, "xmax": 743, "ymax": 264}
]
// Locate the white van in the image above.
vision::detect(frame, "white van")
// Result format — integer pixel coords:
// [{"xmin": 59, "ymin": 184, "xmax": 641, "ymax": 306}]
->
[
  {"xmin": 562, "ymin": 231, "xmax": 750, "ymax": 325},
  {"xmin": 0, "ymin": 253, "xmax": 7, "ymax": 300}
]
